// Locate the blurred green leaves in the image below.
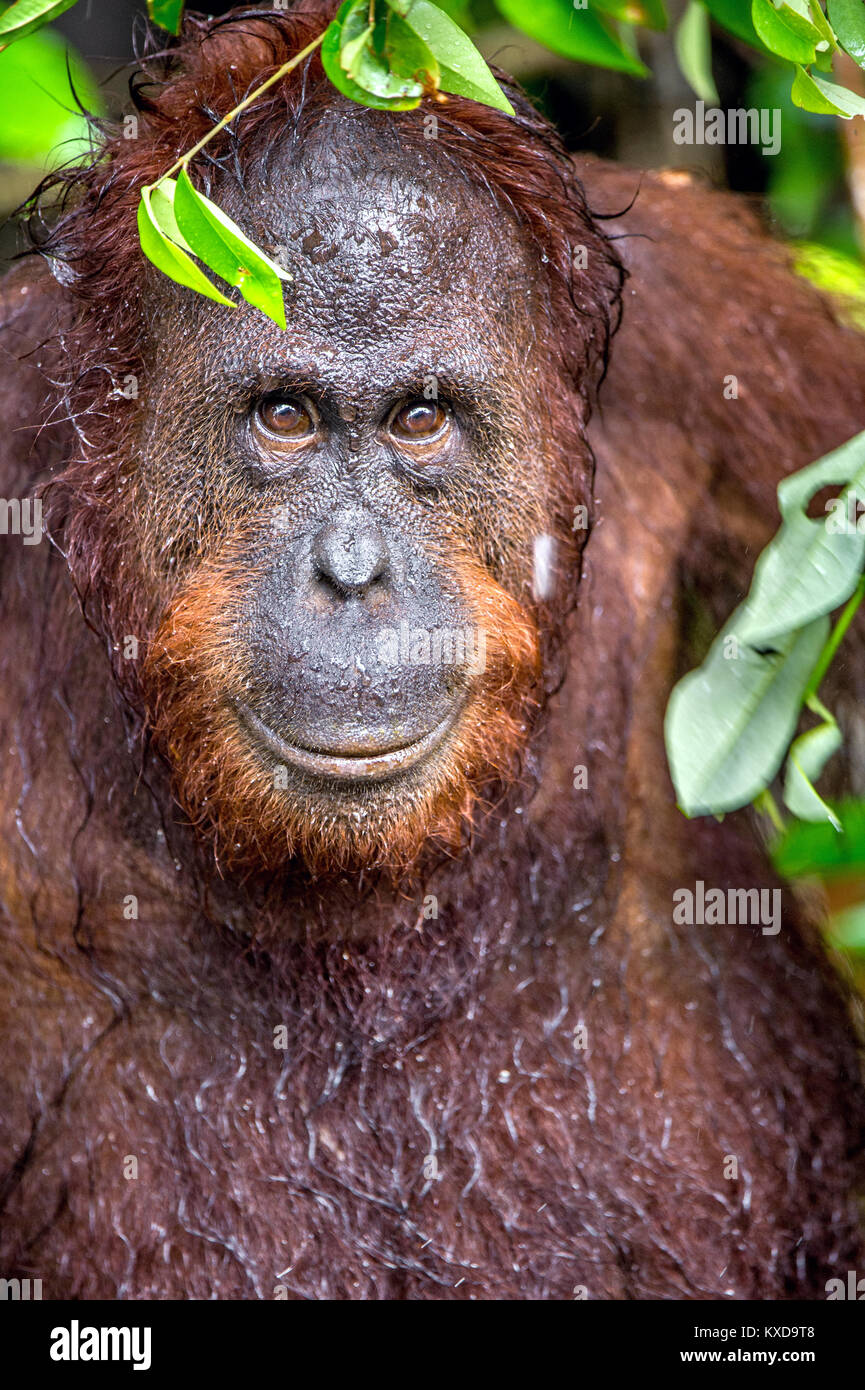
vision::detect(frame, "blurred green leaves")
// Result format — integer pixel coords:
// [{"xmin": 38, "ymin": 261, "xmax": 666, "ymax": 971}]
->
[
  {"xmin": 0, "ymin": 0, "xmax": 77, "ymax": 48},
  {"xmin": 774, "ymin": 801, "xmax": 865, "ymax": 874},
  {"xmin": 493, "ymin": 0, "xmax": 648, "ymax": 75},
  {"xmin": 0, "ymin": 25, "xmax": 101, "ymax": 166},
  {"xmin": 7, "ymin": 0, "xmax": 865, "ymax": 123},
  {"xmin": 146, "ymin": 1, "xmax": 184, "ymax": 35},
  {"xmin": 675, "ymin": 1, "xmax": 718, "ymax": 105},
  {"xmin": 0, "ymin": 0, "xmax": 186, "ymax": 47}
]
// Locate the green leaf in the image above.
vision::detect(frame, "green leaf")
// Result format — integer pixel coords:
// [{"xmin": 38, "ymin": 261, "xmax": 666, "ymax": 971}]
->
[
  {"xmin": 147, "ymin": 0, "xmax": 184, "ymax": 35},
  {"xmin": 702, "ymin": 0, "xmax": 766, "ymax": 48},
  {"xmin": 665, "ymin": 611, "xmax": 831, "ymax": 818},
  {"xmin": 664, "ymin": 613, "xmax": 829, "ymax": 817},
  {"xmin": 806, "ymin": 0, "xmax": 837, "ymax": 48},
  {"xmin": 735, "ymin": 429, "xmax": 865, "ymax": 647},
  {"xmin": 402, "ymin": 0, "xmax": 514, "ymax": 112},
  {"xmin": 675, "ymin": 1, "xmax": 719, "ymax": 104},
  {"xmin": 0, "ymin": 0, "xmax": 77, "ymax": 46},
  {"xmin": 0, "ymin": 25, "xmax": 101, "ymax": 166},
  {"xmin": 147, "ymin": 178, "xmax": 192, "ymax": 252},
  {"xmin": 384, "ymin": 9, "xmax": 441, "ymax": 91},
  {"xmin": 813, "ymin": 42, "xmax": 836, "ymax": 69},
  {"xmin": 593, "ymin": 0, "xmax": 668, "ymax": 30},
  {"xmin": 752, "ymin": 0, "xmax": 820, "ymax": 62},
  {"xmin": 793, "ymin": 64, "xmax": 865, "ymax": 115},
  {"xmin": 773, "ymin": 798, "xmax": 865, "ymax": 875},
  {"xmin": 172, "ymin": 169, "xmax": 291, "ymax": 330},
  {"xmin": 322, "ymin": 4, "xmax": 422, "ymax": 109},
  {"xmin": 138, "ymin": 185, "xmax": 235, "ymax": 309},
  {"xmin": 829, "ymin": 0, "xmax": 865, "ymax": 67},
  {"xmin": 335, "ymin": 0, "xmax": 425, "ymax": 100},
  {"xmin": 791, "ymin": 62, "xmax": 848, "ymax": 111},
  {"xmin": 783, "ymin": 717, "xmax": 842, "ymax": 827},
  {"xmin": 492, "ymin": 0, "xmax": 649, "ymax": 75}
]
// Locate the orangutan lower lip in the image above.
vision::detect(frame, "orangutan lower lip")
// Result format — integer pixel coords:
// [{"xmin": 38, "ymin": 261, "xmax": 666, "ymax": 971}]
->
[{"xmin": 235, "ymin": 703, "xmax": 457, "ymax": 781}]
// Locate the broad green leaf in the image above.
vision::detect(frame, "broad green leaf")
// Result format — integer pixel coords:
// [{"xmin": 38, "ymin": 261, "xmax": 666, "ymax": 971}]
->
[
  {"xmin": 593, "ymin": 1, "xmax": 668, "ymax": 30},
  {"xmin": 702, "ymin": 0, "xmax": 766, "ymax": 48},
  {"xmin": 783, "ymin": 718, "xmax": 842, "ymax": 827},
  {"xmin": 138, "ymin": 185, "xmax": 235, "ymax": 309},
  {"xmin": 322, "ymin": 5, "xmax": 421, "ymax": 109},
  {"xmin": 492, "ymin": 0, "xmax": 648, "ymax": 75},
  {"xmin": 147, "ymin": 0, "xmax": 184, "ymax": 35},
  {"xmin": 0, "ymin": 0, "xmax": 77, "ymax": 46},
  {"xmin": 829, "ymin": 0, "xmax": 865, "ymax": 66},
  {"xmin": 403, "ymin": 0, "xmax": 514, "ymax": 112},
  {"xmin": 735, "ymin": 429, "xmax": 865, "ymax": 646},
  {"xmin": 793, "ymin": 64, "xmax": 865, "ymax": 115},
  {"xmin": 384, "ymin": 9, "xmax": 440, "ymax": 92},
  {"xmin": 0, "ymin": 26, "xmax": 101, "ymax": 165},
  {"xmin": 173, "ymin": 169, "xmax": 290, "ymax": 330},
  {"xmin": 752, "ymin": 0, "xmax": 820, "ymax": 62},
  {"xmin": 773, "ymin": 798, "xmax": 865, "ymax": 875},
  {"xmin": 675, "ymin": 1, "xmax": 718, "ymax": 104},
  {"xmin": 664, "ymin": 613, "xmax": 829, "ymax": 817}
]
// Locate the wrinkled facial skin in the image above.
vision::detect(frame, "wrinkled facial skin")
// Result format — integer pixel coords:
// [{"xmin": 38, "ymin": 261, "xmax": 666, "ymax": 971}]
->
[{"xmin": 136, "ymin": 122, "xmax": 588, "ymax": 875}]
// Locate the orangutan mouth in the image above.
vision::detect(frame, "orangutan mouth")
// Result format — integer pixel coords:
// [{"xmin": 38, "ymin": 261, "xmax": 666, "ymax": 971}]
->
[{"xmin": 235, "ymin": 703, "xmax": 458, "ymax": 782}]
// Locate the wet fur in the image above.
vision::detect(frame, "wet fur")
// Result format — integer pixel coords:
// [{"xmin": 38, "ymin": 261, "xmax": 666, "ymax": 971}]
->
[{"xmin": 0, "ymin": 3, "xmax": 864, "ymax": 1299}]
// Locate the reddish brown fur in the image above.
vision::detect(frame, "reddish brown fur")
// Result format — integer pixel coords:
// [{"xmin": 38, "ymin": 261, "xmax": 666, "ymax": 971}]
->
[{"xmin": 1, "ymin": 3, "xmax": 865, "ymax": 1300}]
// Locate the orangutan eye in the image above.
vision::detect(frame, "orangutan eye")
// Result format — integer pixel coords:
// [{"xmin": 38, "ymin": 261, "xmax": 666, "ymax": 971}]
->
[
  {"xmin": 389, "ymin": 399, "xmax": 449, "ymax": 443},
  {"xmin": 257, "ymin": 394, "xmax": 316, "ymax": 440}
]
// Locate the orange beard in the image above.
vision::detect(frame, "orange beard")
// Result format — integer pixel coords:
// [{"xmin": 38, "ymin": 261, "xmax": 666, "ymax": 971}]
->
[{"xmin": 141, "ymin": 551, "xmax": 542, "ymax": 879}]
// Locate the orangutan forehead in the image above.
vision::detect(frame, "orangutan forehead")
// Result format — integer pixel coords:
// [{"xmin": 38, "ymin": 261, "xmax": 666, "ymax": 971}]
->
[
  {"xmin": 146, "ymin": 133, "xmax": 545, "ymax": 403},
  {"xmin": 221, "ymin": 118, "xmax": 542, "ymax": 344}
]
